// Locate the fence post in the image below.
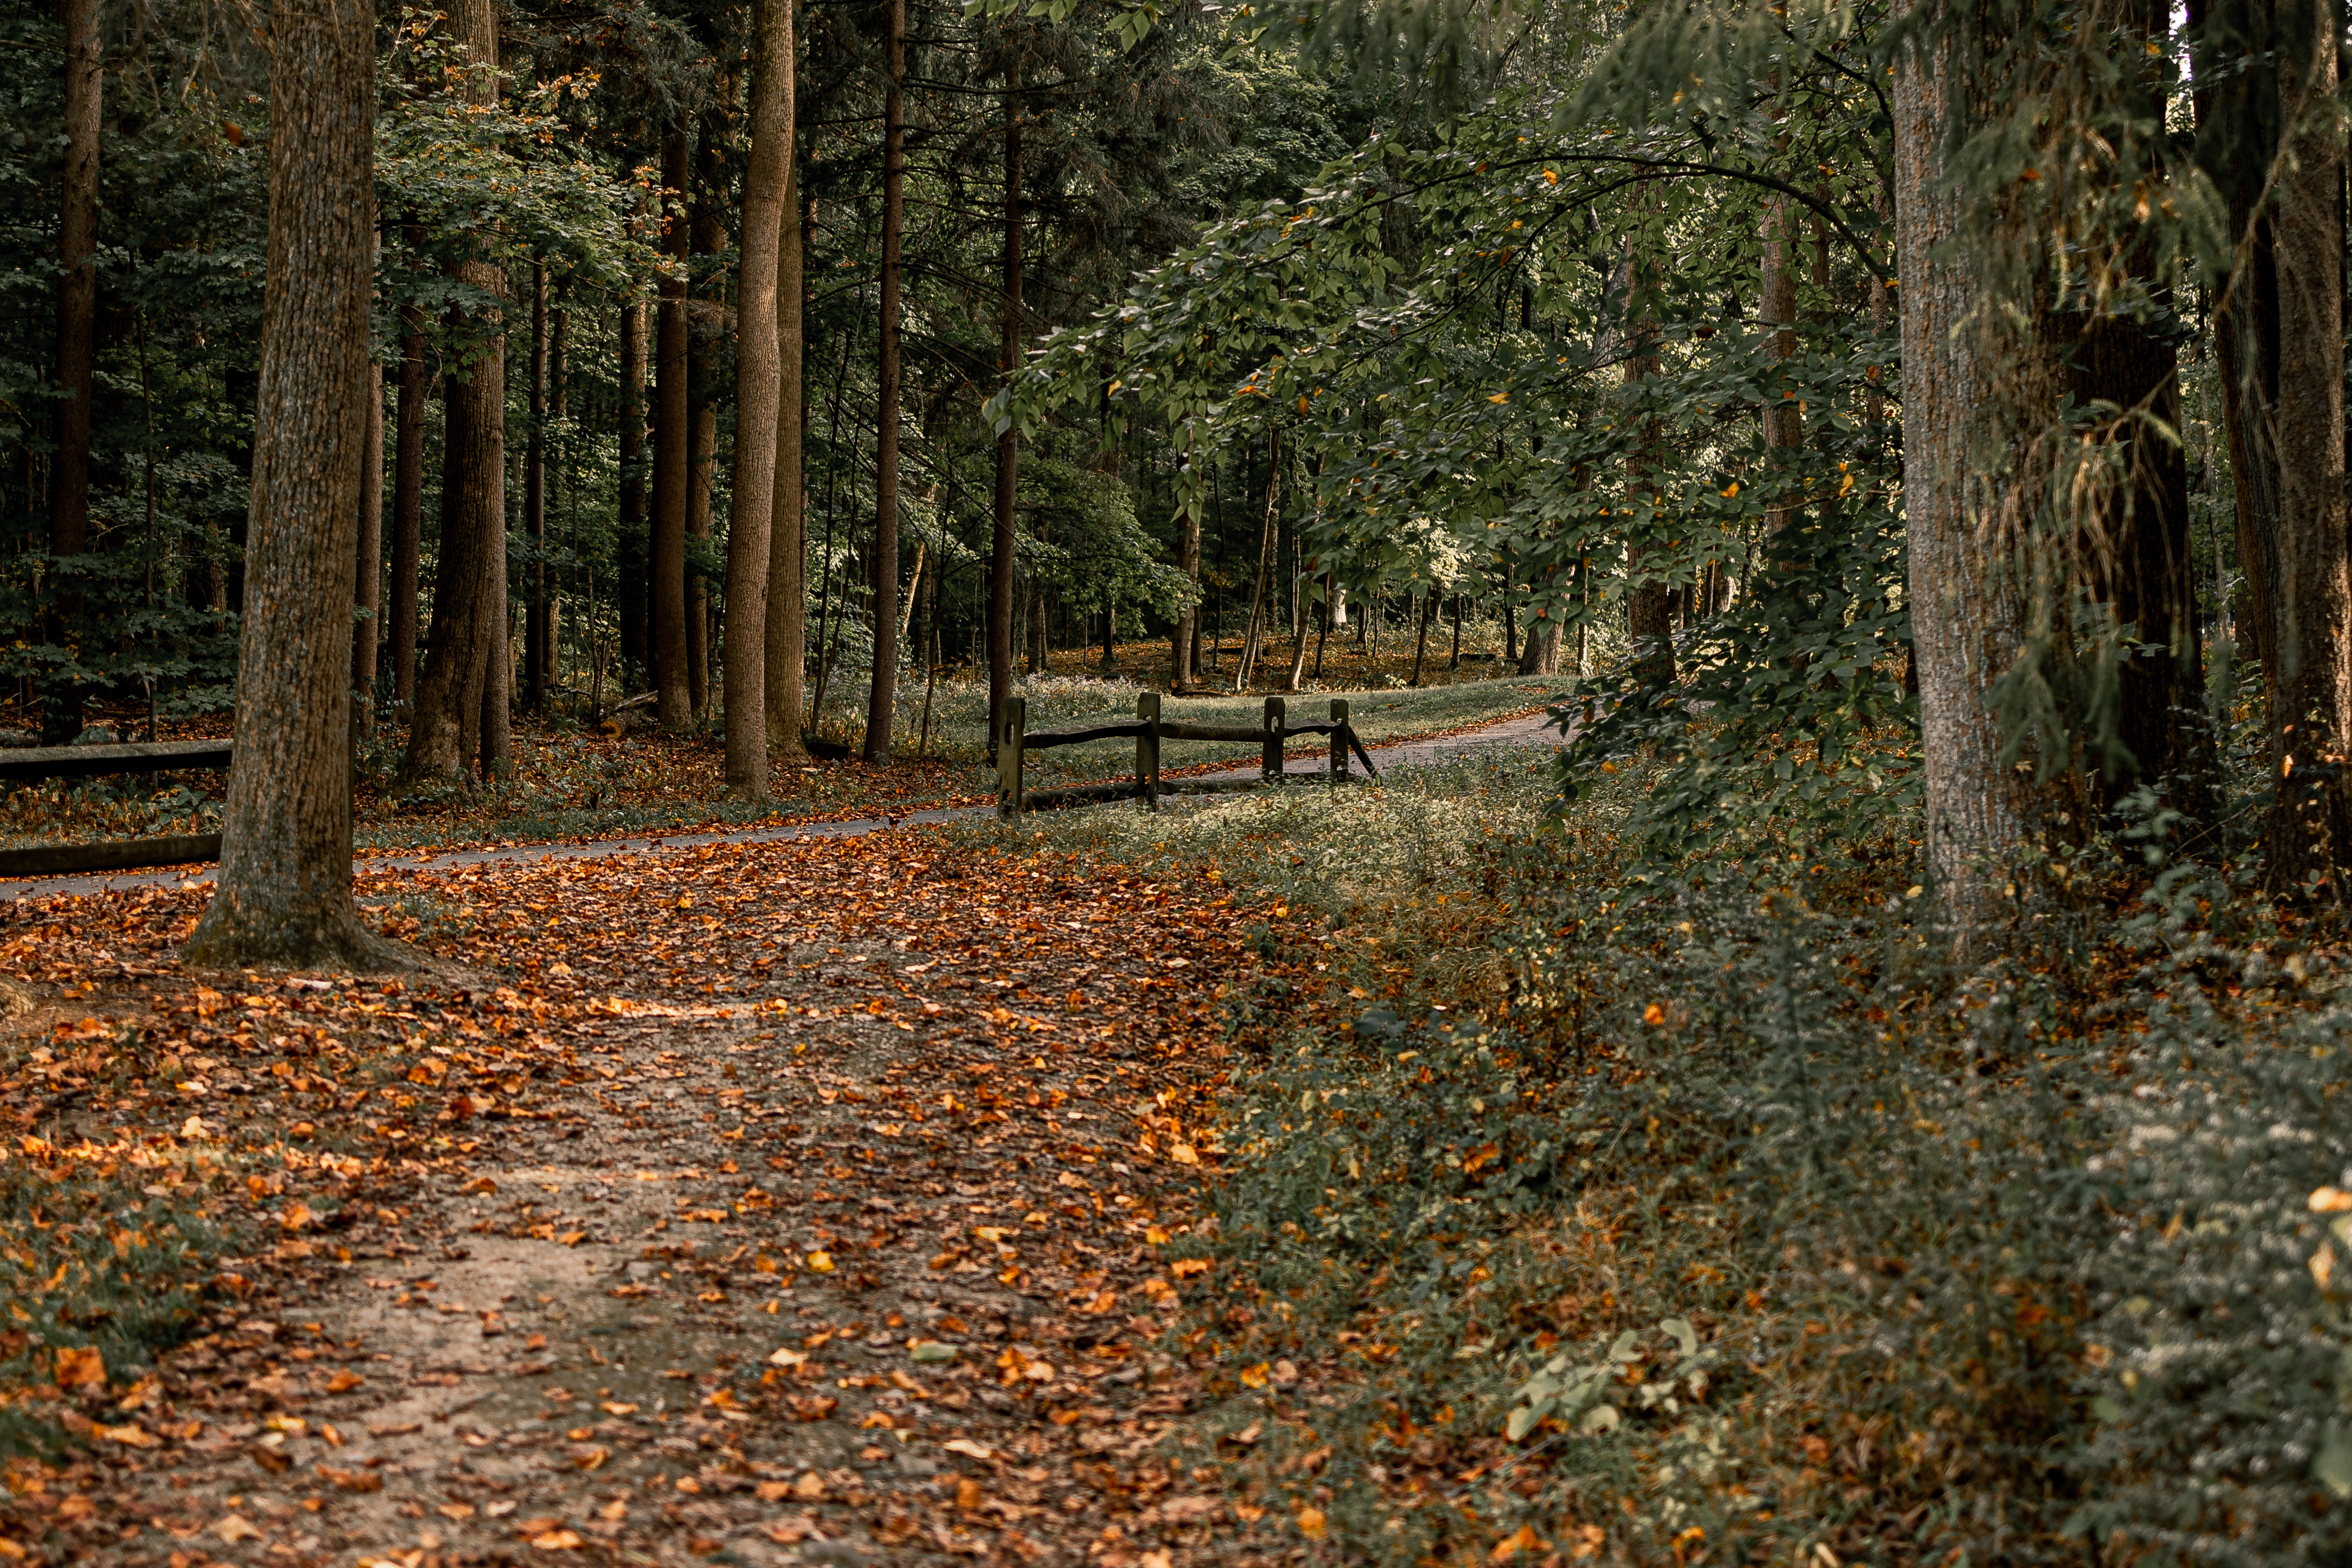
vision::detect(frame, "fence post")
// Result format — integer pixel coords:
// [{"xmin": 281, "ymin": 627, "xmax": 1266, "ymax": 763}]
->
[
  {"xmin": 997, "ymin": 696, "xmax": 1027, "ymax": 821},
  {"xmin": 1328, "ymin": 698, "xmax": 1348, "ymax": 783},
  {"xmin": 1136, "ymin": 691, "xmax": 1161, "ymax": 812},
  {"xmin": 1262, "ymin": 696, "xmax": 1285, "ymax": 784}
]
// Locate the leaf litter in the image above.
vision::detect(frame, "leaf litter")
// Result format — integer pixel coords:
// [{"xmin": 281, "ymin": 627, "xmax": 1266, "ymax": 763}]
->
[{"xmin": 0, "ymin": 827, "xmax": 1276, "ymax": 1566}]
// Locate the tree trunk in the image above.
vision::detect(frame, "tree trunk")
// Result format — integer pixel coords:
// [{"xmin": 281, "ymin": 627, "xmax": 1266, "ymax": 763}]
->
[
  {"xmin": 390, "ymin": 304, "xmax": 426, "ymax": 706},
  {"xmin": 46, "ymin": 0, "xmax": 100, "ymax": 743},
  {"xmin": 727, "ymin": 0, "xmax": 791, "ymax": 798},
  {"xmin": 546, "ymin": 293, "xmax": 567, "ymax": 693},
  {"xmin": 524, "ymin": 262, "xmax": 548, "ymax": 713},
  {"xmin": 399, "ymin": 0, "xmax": 506, "ymax": 785},
  {"xmin": 618, "ymin": 298, "xmax": 650, "ymax": 681},
  {"xmin": 185, "ymin": 0, "xmax": 399, "ymax": 970},
  {"xmin": 988, "ymin": 52, "xmax": 1022, "ymax": 757},
  {"xmin": 353, "ymin": 355, "xmax": 382, "ymax": 733},
  {"xmin": 1233, "ymin": 434, "xmax": 1279, "ymax": 690},
  {"xmin": 1893, "ymin": 23, "xmax": 2044, "ymax": 926},
  {"xmin": 764, "ymin": 117, "xmax": 809, "ymax": 763},
  {"xmin": 1518, "ymin": 616, "xmax": 1561, "ymax": 675},
  {"xmin": 863, "ymin": 0, "xmax": 905, "ymax": 763},
  {"xmin": 652, "ymin": 125, "xmax": 693, "ymax": 729},
  {"xmin": 1171, "ymin": 435, "xmax": 1199, "ymax": 691},
  {"xmin": 2259, "ymin": 6, "xmax": 2352, "ymax": 893},
  {"xmin": 687, "ymin": 113, "xmax": 729, "ymax": 719},
  {"xmin": 1761, "ymin": 192, "xmax": 1803, "ymax": 536}
]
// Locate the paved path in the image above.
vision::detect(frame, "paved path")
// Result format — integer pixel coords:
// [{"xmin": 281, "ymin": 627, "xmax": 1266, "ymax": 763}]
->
[{"xmin": 3, "ymin": 710, "xmax": 1563, "ymax": 903}]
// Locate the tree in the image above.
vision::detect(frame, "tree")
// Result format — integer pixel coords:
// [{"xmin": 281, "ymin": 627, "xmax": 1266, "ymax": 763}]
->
[
  {"xmin": 763, "ymin": 103, "xmax": 810, "ymax": 764},
  {"xmin": 989, "ymin": 48, "xmax": 1023, "ymax": 754},
  {"xmin": 399, "ymin": 0, "xmax": 509, "ymax": 785},
  {"xmin": 726, "ymin": 0, "xmax": 794, "ymax": 797},
  {"xmin": 185, "ymin": 0, "xmax": 403, "ymax": 970},
  {"xmin": 389, "ymin": 292, "xmax": 427, "ymax": 707},
  {"xmin": 863, "ymin": 0, "xmax": 906, "ymax": 763},
  {"xmin": 45, "ymin": 0, "xmax": 100, "ymax": 745},
  {"xmin": 652, "ymin": 124, "xmax": 693, "ymax": 730}
]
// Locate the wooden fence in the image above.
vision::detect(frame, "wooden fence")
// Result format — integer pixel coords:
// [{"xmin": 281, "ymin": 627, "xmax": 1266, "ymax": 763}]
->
[
  {"xmin": 0, "ymin": 740, "xmax": 231, "ymax": 880},
  {"xmin": 996, "ymin": 693, "xmax": 1378, "ymax": 820}
]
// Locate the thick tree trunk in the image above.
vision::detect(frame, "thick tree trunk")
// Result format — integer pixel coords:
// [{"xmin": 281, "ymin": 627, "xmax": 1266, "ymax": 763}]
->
[
  {"xmin": 186, "ymin": 0, "xmax": 400, "ymax": 970},
  {"xmin": 390, "ymin": 305, "xmax": 426, "ymax": 705},
  {"xmin": 1518, "ymin": 616, "xmax": 1561, "ymax": 675},
  {"xmin": 618, "ymin": 299, "xmax": 650, "ymax": 680},
  {"xmin": 2260, "ymin": 8, "xmax": 2352, "ymax": 892},
  {"xmin": 353, "ymin": 357, "xmax": 382, "ymax": 733},
  {"xmin": 524, "ymin": 262, "xmax": 548, "ymax": 713},
  {"xmin": 1893, "ymin": 27, "xmax": 2045, "ymax": 925},
  {"xmin": 46, "ymin": 0, "xmax": 100, "ymax": 743},
  {"xmin": 727, "ymin": 0, "xmax": 791, "ymax": 798},
  {"xmin": 652, "ymin": 126, "xmax": 693, "ymax": 729},
  {"xmin": 764, "ymin": 139, "xmax": 810, "ymax": 762},
  {"xmin": 399, "ymin": 0, "xmax": 506, "ymax": 785},
  {"xmin": 988, "ymin": 54, "xmax": 1022, "ymax": 756},
  {"xmin": 863, "ymin": 0, "xmax": 906, "ymax": 763}
]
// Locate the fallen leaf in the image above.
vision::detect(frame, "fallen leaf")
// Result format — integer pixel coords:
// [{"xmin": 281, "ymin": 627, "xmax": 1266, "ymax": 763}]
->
[
  {"xmin": 52, "ymin": 1346, "xmax": 105, "ymax": 1389},
  {"xmin": 942, "ymin": 1438, "xmax": 994, "ymax": 1460},
  {"xmin": 213, "ymin": 1516, "xmax": 263, "ymax": 1544},
  {"xmin": 326, "ymin": 1370, "xmax": 364, "ymax": 1393},
  {"xmin": 531, "ymin": 1529, "xmax": 585, "ymax": 1551},
  {"xmin": 1297, "ymin": 1507, "xmax": 1328, "ymax": 1541},
  {"xmin": 792, "ymin": 1472, "xmax": 826, "ymax": 1500},
  {"xmin": 93, "ymin": 1422, "xmax": 158, "ymax": 1447}
]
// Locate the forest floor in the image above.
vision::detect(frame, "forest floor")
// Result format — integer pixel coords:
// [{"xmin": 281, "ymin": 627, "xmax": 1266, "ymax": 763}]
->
[
  {"xmin": 0, "ymin": 720, "xmax": 1571, "ymax": 1568},
  {"xmin": 0, "ymin": 639, "xmax": 1566, "ymax": 862},
  {"xmin": 0, "ymin": 826, "xmax": 1280, "ymax": 1568}
]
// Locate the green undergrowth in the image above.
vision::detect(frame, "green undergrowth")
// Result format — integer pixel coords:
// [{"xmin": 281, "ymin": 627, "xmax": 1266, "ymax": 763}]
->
[{"xmin": 996, "ymin": 752, "xmax": 2352, "ymax": 1565}]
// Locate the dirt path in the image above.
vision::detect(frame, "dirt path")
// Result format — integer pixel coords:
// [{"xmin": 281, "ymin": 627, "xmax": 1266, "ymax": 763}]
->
[
  {"xmin": 1, "ymin": 710, "xmax": 1562, "ymax": 905},
  {"xmin": 0, "ymin": 830, "xmax": 1280, "ymax": 1567}
]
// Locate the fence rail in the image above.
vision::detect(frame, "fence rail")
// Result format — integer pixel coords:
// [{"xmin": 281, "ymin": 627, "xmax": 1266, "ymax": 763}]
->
[
  {"xmin": 996, "ymin": 693, "xmax": 1376, "ymax": 821},
  {"xmin": 0, "ymin": 741, "xmax": 234, "ymax": 880}
]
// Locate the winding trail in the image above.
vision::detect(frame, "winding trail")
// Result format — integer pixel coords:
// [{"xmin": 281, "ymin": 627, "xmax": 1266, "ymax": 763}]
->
[{"xmin": 2, "ymin": 710, "xmax": 1562, "ymax": 905}]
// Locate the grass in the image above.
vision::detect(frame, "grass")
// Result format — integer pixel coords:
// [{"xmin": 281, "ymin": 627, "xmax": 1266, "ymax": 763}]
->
[{"xmin": 981, "ymin": 738, "xmax": 2352, "ymax": 1566}]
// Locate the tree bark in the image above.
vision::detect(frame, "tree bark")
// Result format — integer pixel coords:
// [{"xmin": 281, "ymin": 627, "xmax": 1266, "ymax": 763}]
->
[
  {"xmin": 764, "ymin": 113, "xmax": 810, "ymax": 763},
  {"xmin": 353, "ymin": 355, "xmax": 382, "ymax": 732},
  {"xmin": 727, "ymin": 0, "xmax": 791, "ymax": 798},
  {"xmin": 46, "ymin": 0, "xmax": 101, "ymax": 743},
  {"xmin": 652, "ymin": 126, "xmax": 693, "ymax": 729},
  {"xmin": 390, "ymin": 302, "xmax": 426, "ymax": 705},
  {"xmin": 1233, "ymin": 433, "xmax": 1279, "ymax": 691},
  {"xmin": 546, "ymin": 293, "xmax": 567, "ymax": 692},
  {"xmin": 1171, "ymin": 437, "xmax": 1200, "ymax": 691},
  {"xmin": 863, "ymin": 0, "xmax": 906, "ymax": 763},
  {"xmin": 524, "ymin": 261, "xmax": 548, "ymax": 713},
  {"xmin": 185, "ymin": 0, "xmax": 402, "ymax": 970},
  {"xmin": 399, "ymin": 0, "xmax": 506, "ymax": 785},
  {"xmin": 2259, "ymin": 4, "xmax": 2352, "ymax": 893},
  {"xmin": 1893, "ymin": 21, "xmax": 2044, "ymax": 926},
  {"xmin": 988, "ymin": 51, "xmax": 1022, "ymax": 757},
  {"xmin": 618, "ymin": 298, "xmax": 651, "ymax": 680},
  {"xmin": 1761, "ymin": 192, "xmax": 1803, "ymax": 536},
  {"xmin": 687, "ymin": 113, "xmax": 730, "ymax": 718}
]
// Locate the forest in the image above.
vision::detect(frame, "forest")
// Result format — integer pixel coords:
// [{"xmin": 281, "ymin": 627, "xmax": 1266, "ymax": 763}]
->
[{"xmin": 2, "ymin": 0, "xmax": 2352, "ymax": 1565}]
